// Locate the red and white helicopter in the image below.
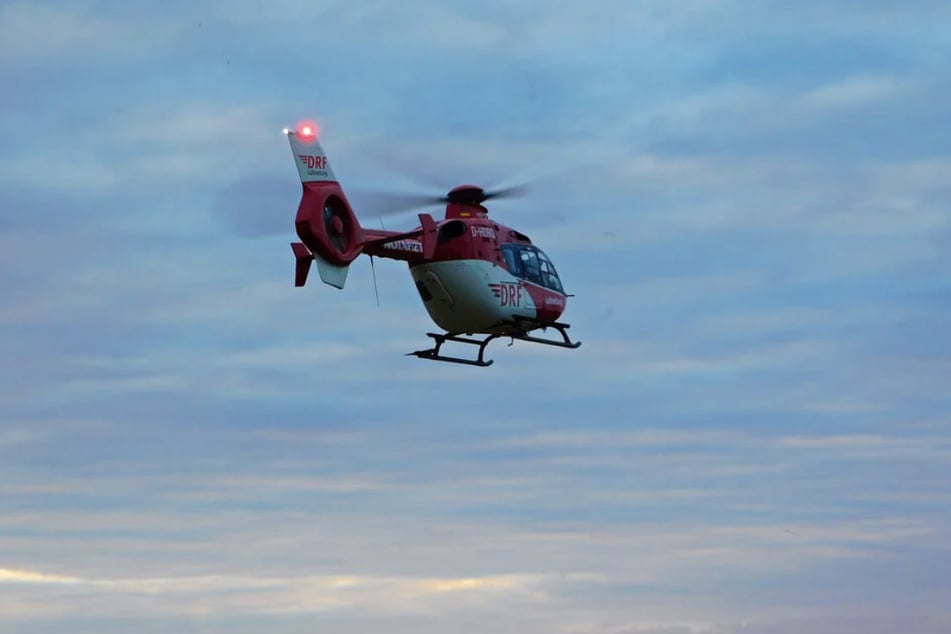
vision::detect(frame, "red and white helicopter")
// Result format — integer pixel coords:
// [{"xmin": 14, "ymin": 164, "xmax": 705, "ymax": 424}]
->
[{"xmin": 285, "ymin": 120, "xmax": 581, "ymax": 367}]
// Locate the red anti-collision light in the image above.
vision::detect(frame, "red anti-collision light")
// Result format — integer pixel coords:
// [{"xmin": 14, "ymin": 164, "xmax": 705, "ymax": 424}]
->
[{"xmin": 296, "ymin": 120, "xmax": 319, "ymax": 141}]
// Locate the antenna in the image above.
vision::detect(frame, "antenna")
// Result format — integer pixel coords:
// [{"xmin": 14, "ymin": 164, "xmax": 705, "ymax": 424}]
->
[{"xmin": 370, "ymin": 255, "xmax": 380, "ymax": 307}]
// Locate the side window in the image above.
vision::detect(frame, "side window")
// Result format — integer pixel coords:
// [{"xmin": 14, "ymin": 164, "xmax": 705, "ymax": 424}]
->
[
  {"xmin": 501, "ymin": 245, "xmax": 521, "ymax": 275},
  {"xmin": 520, "ymin": 250, "xmax": 542, "ymax": 285},
  {"xmin": 536, "ymin": 252, "xmax": 563, "ymax": 292},
  {"xmin": 502, "ymin": 244, "xmax": 563, "ymax": 292}
]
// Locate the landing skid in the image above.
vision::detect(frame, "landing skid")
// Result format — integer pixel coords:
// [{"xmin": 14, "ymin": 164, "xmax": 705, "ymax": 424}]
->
[{"xmin": 408, "ymin": 320, "xmax": 581, "ymax": 367}]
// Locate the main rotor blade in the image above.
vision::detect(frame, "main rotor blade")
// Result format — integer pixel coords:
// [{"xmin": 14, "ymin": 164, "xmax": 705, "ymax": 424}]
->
[
  {"xmin": 351, "ymin": 181, "xmax": 529, "ymax": 219},
  {"xmin": 482, "ymin": 183, "xmax": 529, "ymax": 201},
  {"xmin": 348, "ymin": 190, "xmax": 447, "ymax": 217}
]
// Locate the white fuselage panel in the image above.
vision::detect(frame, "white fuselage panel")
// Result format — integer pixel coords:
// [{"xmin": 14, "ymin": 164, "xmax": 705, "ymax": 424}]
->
[{"xmin": 410, "ymin": 260, "xmax": 536, "ymax": 334}]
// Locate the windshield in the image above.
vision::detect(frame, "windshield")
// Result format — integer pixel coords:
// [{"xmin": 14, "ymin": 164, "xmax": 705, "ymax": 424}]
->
[{"xmin": 500, "ymin": 244, "xmax": 564, "ymax": 293}]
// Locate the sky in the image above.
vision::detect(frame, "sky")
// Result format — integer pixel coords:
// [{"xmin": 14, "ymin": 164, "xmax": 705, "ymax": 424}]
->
[{"xmin": 1, "ymin": 1, "xmax": 950, "ymax": 632}]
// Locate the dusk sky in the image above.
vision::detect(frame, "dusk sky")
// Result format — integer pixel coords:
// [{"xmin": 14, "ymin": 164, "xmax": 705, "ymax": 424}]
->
[{"xmin": 2, "ymin": 1, "xmax": 951, "ymax": 632}]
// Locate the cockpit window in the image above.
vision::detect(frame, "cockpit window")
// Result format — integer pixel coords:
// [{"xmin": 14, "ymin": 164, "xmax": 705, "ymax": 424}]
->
[
  {"xmin": 500, "ymin": 244, "xmax": 564, "ymax": 293},
  {"xmin": 502, "ymin": 246, "xmax": 520, "ymax": 275}
]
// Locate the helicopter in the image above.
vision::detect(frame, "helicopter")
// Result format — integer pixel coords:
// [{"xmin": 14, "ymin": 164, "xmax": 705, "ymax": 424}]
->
[{"xmin": 285, "ymin": 120, "xmax": 581, "ymax": 367}]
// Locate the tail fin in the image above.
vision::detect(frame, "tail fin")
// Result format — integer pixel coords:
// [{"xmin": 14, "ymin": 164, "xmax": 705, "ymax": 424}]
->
[
  {"xmin": 291, "ymin": 241, "xmax": 350, "ymax": 290},
  {"xmin": 287, "ymin": 124, "xmax": 336, "ymax": 183},
  {"xmin": 286, "ymin": 123, "xmax": 364, "ymax": 289}
]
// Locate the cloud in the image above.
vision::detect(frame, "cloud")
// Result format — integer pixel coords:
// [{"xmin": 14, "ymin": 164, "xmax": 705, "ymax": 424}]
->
[
  {"xmin": 736, "ymin": 615, "xmax": 951, "ymax": 634},
  {"xmin": 1, "ymin": 103, "xmax": 283, "ymax": 197},
  {"xmin": 797, "ymin": 75, "xmax": 906, "ymax": 111},
  {"xmin": 0, "ymin": 566, "xmax": 548, "ymax": 618},
  {"xmin": 0, "ymin": 3, "xmax": 94, "ymax": 59},
  {"xmin": 779, "ymin": 435, "xmax": 894, "ymax": 449},
  {"xmin": 0, "ymin": 428, "xmax": 47, "ymax": 446},
  {"xmin": 488, "ymin": 429, "xmax": 748, "ymax": 450},
  {"xmin": 0, "ymin": 4, "xmax": 170, "ymax": 66},
  {"xmin": 0, "ymin": 568, "xmax": 83, "ymax": 585},
  {"xmin": 215, "ymin": 172, "xmax": 299, "ymax": 236},
  {"xmin": 3, "ymin": 2, "xmax": 951, "ymax": 633}
]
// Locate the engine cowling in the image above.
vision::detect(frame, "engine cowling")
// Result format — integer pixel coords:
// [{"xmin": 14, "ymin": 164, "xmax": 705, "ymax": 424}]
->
[{"xmin": 295, "ymin": 181, "xmax": 364, "ymax": 266}]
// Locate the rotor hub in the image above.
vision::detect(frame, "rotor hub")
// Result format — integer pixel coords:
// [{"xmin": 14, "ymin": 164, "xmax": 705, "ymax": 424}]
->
[{"xmin": 446, "ymin": 185, "xmax": 487, "ymax": 205}]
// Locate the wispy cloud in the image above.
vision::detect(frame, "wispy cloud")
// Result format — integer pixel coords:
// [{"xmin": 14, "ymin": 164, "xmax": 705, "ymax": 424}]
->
[
  {"xmin": 0, "ymin": 4, "xmax": 182, "ymax": 66},
  {"xmin": 0, "ymin": 566, "xmax": 549, "ymax": 617},
  {"xmin": 0, "ymin": 568, "xmax": 84, "ymax": 585},
  {"xmin": 797, "ymin": 74, "xmax": 907, "ymax": 111},
  {"xmin": 3, "ymin": 1, "xmax": 951, "ymax": 633}
]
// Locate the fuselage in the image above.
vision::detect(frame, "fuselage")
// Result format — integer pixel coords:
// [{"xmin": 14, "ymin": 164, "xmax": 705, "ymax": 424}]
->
[
  {"xmin": 364, "ymin": 207, "xmax": 569, "ymax": 335},
  {"xmin": 411, "ymin": 258, "xmax": 566, "ymax": 334}
]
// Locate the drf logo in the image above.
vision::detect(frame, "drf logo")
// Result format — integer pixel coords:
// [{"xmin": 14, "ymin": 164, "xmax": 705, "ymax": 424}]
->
[
  {"xmin": 299, "ymin": 155, "xmax": 327, "ymax": 170},
  {"xmin": 489, "ymin": 282, "xmax": 523, "ymax": 307}
]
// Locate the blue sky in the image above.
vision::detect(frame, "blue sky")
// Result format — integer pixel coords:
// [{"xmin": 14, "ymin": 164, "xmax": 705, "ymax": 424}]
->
[{"xmin": 2, "ymin": 1, "xmax": 950, "ymax": 632}]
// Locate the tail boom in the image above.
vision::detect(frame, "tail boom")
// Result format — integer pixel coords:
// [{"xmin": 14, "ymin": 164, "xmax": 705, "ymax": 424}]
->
[
  {"xmin": 286, "ymin": 128, "xmax": 364, "ymax": 285},
  {"xmin": 285, "ymin": 126, "xmax": 437, "ymax": 289}
]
